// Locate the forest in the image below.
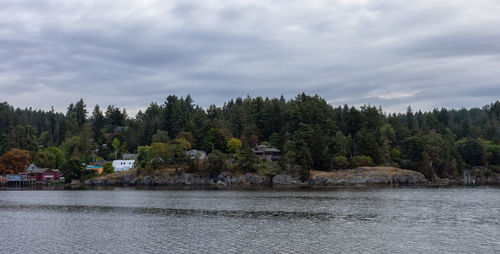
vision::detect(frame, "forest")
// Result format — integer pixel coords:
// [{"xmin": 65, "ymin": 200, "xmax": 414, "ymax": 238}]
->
[{"xmin": 1, "ymin": 93, "xmax": 499, "ymax": 182}]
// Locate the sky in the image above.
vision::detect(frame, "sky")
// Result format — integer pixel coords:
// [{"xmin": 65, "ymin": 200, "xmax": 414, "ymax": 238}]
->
[{"xmin": 1, "ymin": 0, "xmax": 500, "ymax": 115}]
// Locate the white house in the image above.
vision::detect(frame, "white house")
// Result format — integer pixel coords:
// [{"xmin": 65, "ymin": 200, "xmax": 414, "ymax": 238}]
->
[
  {"xmin": 112, "ymin": 160, "xmax": 136, "ymax": 172},
  {"xmin": 26, "ymin": 163, "xmax": 38, "ymax": 173},
  {"xmin": 186, "ymin": 150, "xmax": 207, "ymax": 160}
]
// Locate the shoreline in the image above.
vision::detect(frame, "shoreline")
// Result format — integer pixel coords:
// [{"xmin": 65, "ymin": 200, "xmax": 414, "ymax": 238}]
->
[
  {"xmin": 80, "ymin": 166, "xmax": 500, "ymax": 189},
  {"xmin": 2, "ymin": 181, "xmax": 499, "ymax": 191},
  {"xmin": 3, "ymin": 166, "xmax": 499, "ymax": 190}
]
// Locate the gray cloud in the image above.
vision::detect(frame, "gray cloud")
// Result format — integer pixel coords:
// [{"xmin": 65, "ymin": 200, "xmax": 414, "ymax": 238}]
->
[{"xmin": 1, "ymin": 0, "xmax": 500, "ymax": 115}]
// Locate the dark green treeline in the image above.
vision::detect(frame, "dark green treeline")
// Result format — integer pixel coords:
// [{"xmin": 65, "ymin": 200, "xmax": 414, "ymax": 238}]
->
[{"xmin": 1, "ymin": 93, "xmax": 500, "ymax": 179}]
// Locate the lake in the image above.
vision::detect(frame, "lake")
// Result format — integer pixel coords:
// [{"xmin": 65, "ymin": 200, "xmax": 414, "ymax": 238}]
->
[{"xmin": 1, "ymin": 187, "xmax": 499, "ymax": 253}]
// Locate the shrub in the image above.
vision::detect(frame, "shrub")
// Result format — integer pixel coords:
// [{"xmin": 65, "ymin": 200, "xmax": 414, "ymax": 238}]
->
[
  {"xmin": 299, "ymin": 166, "xmax": 310, "ymax": 182},
  {"xmin": 103, "ymin": 162, "xmax": 114, "ymax": 174},
  {"xmin": 237, "ymin": 148, "xmax": 258, "ymax": 173},
  {"xmin": 205, "ymin": 150, "xmax": 225, "ymax": 178},
  {"xmin": 60, "ymin": 158, "xmax": 83, "ymax": 183},
  {"xmin": 333, "ymin": 156, "xmax": 349, "ymax": 170},
  {"xmin": 350, "ymin": 155, "xmax": 374, "ymax": 168},
  {"xmin": 227, "ymin": 137, "xmax": 242, "ymax": 154},
  {"xmin": 391, "ymin": 148, "xmax": 401, "ymax": 163}
]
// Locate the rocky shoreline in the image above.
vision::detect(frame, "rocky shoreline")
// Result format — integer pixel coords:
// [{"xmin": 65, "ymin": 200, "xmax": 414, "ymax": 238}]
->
[{"xmin": 83, "ymin": 167, "xmax": 432, "ymax": 188}]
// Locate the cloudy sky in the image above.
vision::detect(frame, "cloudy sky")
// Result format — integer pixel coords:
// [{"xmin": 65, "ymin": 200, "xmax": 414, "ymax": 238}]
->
[{"xmin": 1, "ymin": 0, "xmax": 500, "ymax": 114}]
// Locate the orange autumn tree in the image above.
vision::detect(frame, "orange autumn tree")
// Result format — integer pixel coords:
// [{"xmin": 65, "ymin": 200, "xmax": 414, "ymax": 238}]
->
[{"xmin": 0, "ymin": 148, "xmax": 31, "ymax": 175}]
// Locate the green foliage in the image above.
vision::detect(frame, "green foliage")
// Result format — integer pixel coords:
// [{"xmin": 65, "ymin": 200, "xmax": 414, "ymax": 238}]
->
[
  {"xmin": 333, "ymin": 156, "xmax": 349, "ymax": 170},
  {"xmin": 60, "ymin": 158, "xmax": 84, "ymax": 183},
  {"xmin": 333, "ymin": 131, "xmax": 349, "ymax": 157},
  {"xmin": 91, "ymin": 105, "xmax": 105, "ymax": 143},
  {"xmin": 35, "ymin": 147, "xmax": 65, "ymax": 169},
  {"xmin": 135, "ymin": 139, "xmax": 191, "ymax": 169},
  {"xmin": 201, "ymin": 128, "xmax": 227, "ymax": 152},
  {"xmin": 9, "ymin": 125, "xmax": 38, "ymax": 152},
  {"xmin": 391, "ymin": 148, "xmax": 401, "ymax": 163},
  {"xmin": 380, "ymin": 124, "xmax": 395, "ymax": 163},
  {"xmin": 152, "ymin": 130, "xmax": 170, "ymax": 143},
  {"xmin": 227, "ymin": 137, "xmax": 242, "ymax": 154},
  {"xmin": 103, "ymin": 162, "xmax": 114, "ymax": 174},
  {"xmin": 106, "ymin": 105, "xmax": 126, "ymax": 129},
  {"xmin": 38, "ymin": 131, "xmax": 53, "ymax": 148},
  {"xmin": 350, "ymin": 155, "xmax": 374, "ymax": 168},
  {"xmin": 148, "ymin": 142, "xmax": 169, "ymax": 169},
  {"xmin": 237, "ymin": 148, "xmax": 258, "ymax": 173},
  {"xmin": 205, "ymin": 150, "xmax": 225, "ymax": 177},
  {"xmin": 458, "ymin": 138, "xmax": 487, "ymax": 166},
  {"xmin": 60, "ymin": 136, "xmax": 82, "ymax": 160},
  {"xmin": 298, "ymin": 166, "xmax": 310, "ymax": 182},
  {"xmin": 256, "ymin": 161, "xmax": 276, "ymax": 176},
  {"xmin": 1, "ymin": 95, "xmax": 500, "ymax": 181},
  {"xmin": 174, "ymin": 138, "xmax": 192, "ymax": 151},
  {"xmin": 176, "ymin": 132, "xmax": 194, "ymax": 145},
  {"xmin": 112, "ymin": 138, "xmax": 120, "ymax": 152},
  {"xmin": 136, "ymin": 146, "xmax": 150, "ymax": 168}
]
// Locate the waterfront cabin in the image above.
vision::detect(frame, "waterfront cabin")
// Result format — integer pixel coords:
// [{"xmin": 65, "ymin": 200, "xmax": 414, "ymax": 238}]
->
[
  {"xmin": 252, "ymin": 144, "xmax": 281, "ymax": 162},
  {"xmin": 112, "ymin": 160, "xmax": 135, "ymax": 172},
  {"xmin": 31, "ymin": 168, "xmax": 62, "ymax": 181},
  {"xmin": 6, "ymin": 174, "xmax": 34, "ymax": 186},
  {"xmin": 186, "ymin": 150, "xmax": 207, "ymax": 160}
]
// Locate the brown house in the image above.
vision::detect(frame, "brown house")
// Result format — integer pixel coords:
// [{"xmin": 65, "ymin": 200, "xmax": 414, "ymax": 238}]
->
[{"xmin": 252, "ymin": 144, "xmax": 281, "ymax": 162}]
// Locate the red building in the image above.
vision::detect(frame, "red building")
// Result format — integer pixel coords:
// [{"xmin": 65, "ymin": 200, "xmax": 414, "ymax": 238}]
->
[{"xmin": 31, "ymin": 168, "xmax": 62, "ymax": 181}]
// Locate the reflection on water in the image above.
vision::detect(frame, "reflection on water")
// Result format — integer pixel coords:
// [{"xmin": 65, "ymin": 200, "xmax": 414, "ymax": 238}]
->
[{"xmin": 1, "ymin": 188, "xmax": 499, "ymax": 253}]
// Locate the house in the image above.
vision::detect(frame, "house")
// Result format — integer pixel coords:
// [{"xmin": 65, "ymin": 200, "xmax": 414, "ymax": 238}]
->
[
  {"xmin": 26, "ymin": 163, "xmax": 38, "ymax": 173},
  {"xmin": 252, "ymin": 144, "xmax": 281, "ymax": 162},
  {"xmin": 112, "ymin": 160, "xmax": 135, "ymax": 172},
  {"xmin": 86, "ymin": 165, "xmax": 103, "ymax": 175},
  {"xmin": 122, "ymin": 153, "xmax": 137, "ymax": 160},
  {"xmin": 6, "ymin": 174, "xmax": 24, "ymax": 182},
  {"xmin": 186, "ymin": 150, "xmax": 207, "ymax": 160},
  {"xmin": 30, "ymin": 168, "xmax": 62, "ymax": 181},
  {"xmin": 114, "ymin": 126, "xmax": 128, "ymax": 133},
  {"xmin": 52, "ymin": 169, "xmax": 62, "ymax": 178},
  {"xmin": 471, "ymin": 166, "xmax": 488, "ymax": 173}
]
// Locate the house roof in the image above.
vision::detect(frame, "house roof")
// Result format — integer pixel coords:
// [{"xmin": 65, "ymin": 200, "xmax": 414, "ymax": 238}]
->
[
  {"xmin": 187, "ymin": 149, "xmax": 206, "ymax": 154},
  {"xmin": 253, "ymin": 145, "xmax": 280, "ymax": 153},
  {"xmin": 25, "ymin": 163, "xmax": 38, "ymax": 172},
  {"xmin": 95, "ymin": 160, "xmax": 112, "ymax": 166},
  {"xmin": 32, "ymin": 168, "xmax": 50, "ymax": 173},
  {"xmin": 123, "ymin": 153, "xmax": 137, "ymax": 160}
]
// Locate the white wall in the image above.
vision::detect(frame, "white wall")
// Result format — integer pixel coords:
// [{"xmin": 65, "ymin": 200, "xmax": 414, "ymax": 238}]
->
[{"xmin": 112, "ymin": 160, "xmax": 136, "ymax": 172}]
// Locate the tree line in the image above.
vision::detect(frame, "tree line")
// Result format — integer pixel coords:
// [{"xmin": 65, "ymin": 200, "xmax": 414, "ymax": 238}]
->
[{"xmin": 1, "ymin": 94, "xmax": 499, "ymax": 181}]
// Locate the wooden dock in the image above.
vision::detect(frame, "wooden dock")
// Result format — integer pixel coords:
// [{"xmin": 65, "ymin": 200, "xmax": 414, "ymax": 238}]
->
[{"xmin": 4, "ymin": 174, "xmax": 35, "ymax": 187}]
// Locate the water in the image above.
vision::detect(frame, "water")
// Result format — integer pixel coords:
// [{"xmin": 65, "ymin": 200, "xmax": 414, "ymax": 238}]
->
[{"xmin": 1, "ymin": 187, "xmax": 499, "ymax": 253}]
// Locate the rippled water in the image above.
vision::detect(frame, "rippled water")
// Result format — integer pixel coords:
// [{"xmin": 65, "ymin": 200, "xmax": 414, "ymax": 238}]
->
[{"xmin": 1, "ymin": 187, "xmax": 499, "ymax": 253}]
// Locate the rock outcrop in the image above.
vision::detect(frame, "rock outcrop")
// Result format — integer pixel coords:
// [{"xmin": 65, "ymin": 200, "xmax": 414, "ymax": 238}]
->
[
  {"xmin": 85, "ymin": 166, "xmax": 427, "ymax": 187},
  {"xmin": 308, "ymin": 167, "xmax": 426, "ymax": 186}
]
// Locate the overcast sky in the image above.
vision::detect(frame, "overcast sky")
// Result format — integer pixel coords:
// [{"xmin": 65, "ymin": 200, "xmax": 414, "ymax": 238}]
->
[{"xmin": 1, "ymin": 0, "xmax": 500, "ymax": 115}]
